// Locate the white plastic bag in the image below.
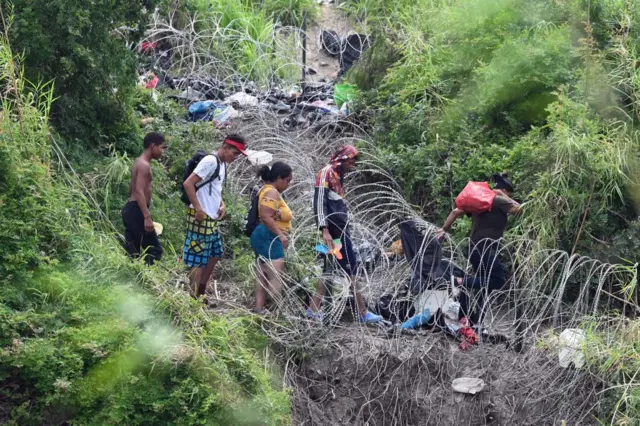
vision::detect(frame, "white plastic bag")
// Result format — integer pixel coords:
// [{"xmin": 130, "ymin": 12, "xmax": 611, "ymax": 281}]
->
[
  {"xmin": 442, "ymin": 298, "xmax": 460, "ymax": 321},
  {"xmin": 558, "ymin": 328, "xmax": 586, "ymax": 369}
]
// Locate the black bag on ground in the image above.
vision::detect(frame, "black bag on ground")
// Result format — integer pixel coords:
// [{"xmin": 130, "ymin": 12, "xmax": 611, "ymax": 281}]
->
[
  {"xmin": 399, "ymin": 220, "xmax": 464, "ymax": 294},
  {"xmin": 180, "ymin": 151, "xmax": 221, "ymax": 205},
  {"xmin": 320, "ymin": 29, "xmax": 341, "ymax": 57},
  {"xmin": 376, "ymin": 286, "xmax": 415, "ymax": 323}
]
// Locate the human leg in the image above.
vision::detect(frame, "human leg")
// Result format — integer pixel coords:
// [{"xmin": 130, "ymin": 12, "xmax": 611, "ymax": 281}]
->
[
  {"xmin": 122, "ymin": 202, "xmax": 143, "ymax": 259},
  {"xmin": 183, "ymin": 211, "xmax": 221, "ymax": 301},
  {"xmin": 250, "ymin": 224, "xmax": 285, "ymax": 312},
  {"xmin": 309, "ymin": 278, "xmax": 327, "ymax": 313},
  {"xmin": 195, "ymin": 257, "xmax": 219, "ymax": 297},
  {"xmin": 459, "ymin": 241, "xmax": 505, "ymax": 325},
  {"xmin": 473, "ymin": 251, "xmax": 505, "ymax": 326},
  {"xmin": 338, "ymin": 233, "xmax": 382, "ymax": 323}
]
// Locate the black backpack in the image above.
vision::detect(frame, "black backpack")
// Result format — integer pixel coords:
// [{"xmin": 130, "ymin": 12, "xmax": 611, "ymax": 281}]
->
[
  {"xmin": 243, "ymin": 184, "xmax": 265, "ymax": 237},
  {"xmin": 180, "ymin": 151, "xmax": 222, "ymax": 205},
  {"xmin": 243, "ymin": 185, "xmax": 289, "ymax": 237}
]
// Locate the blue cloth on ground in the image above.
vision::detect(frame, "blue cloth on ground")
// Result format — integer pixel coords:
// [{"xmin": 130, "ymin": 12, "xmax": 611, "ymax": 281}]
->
[{"xmin": 400, "ymin": 308, "xmax": 432, "ymax": 329}]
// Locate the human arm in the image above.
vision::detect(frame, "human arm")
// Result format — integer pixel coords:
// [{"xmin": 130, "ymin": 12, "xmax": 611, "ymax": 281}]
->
[
  {"xmin": 217, "ymin": 199, "xmax": 226, "ymax": 220},
  {"xmin": 134, "ymin": 163, "xmax": 154, "ymax": 232},
  {"xmin": 183, "ymin": 173, "xmax": 205, "ymax": 222},
  {"xmin": 259, "ymin": 189, "xmax": 288, "ymax": 250},
  {"xmin": 508, "ymin": 199, "xmax": 522, "ymax": 215},
  {"xmin": 313, "ymin": 186, "xmax": 334, "ymax": 250},
  {"xmin": 495, "ymin": 195, "xmax": 522, "ymax": 216},
  {"xmin": 442, "ymin": 208, "xmax": 465, "ymax": 233}
]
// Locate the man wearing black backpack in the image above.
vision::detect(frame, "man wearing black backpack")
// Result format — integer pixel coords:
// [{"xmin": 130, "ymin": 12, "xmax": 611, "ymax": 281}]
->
[{"xmin": 182, "ymin": 134, "xmax": 247, "ymax": 302}]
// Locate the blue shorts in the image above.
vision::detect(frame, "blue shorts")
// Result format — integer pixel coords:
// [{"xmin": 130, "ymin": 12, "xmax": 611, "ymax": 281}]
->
[
  {"xmin": 250, "ymin": 223, "xmax": 285, "ymax": 260},
  {"xmin": 323, "ymin": 230, "xmax": 358, "ymax": 276},
  {"xmin": 182, "ymin": 209, "xmax": 223, "ymax": 267}
]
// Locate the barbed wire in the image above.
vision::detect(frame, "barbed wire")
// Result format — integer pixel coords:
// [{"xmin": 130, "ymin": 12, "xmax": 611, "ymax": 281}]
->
[{"xmin": 142, "ymin": 9, "xmax": 638, "ymax": 425}]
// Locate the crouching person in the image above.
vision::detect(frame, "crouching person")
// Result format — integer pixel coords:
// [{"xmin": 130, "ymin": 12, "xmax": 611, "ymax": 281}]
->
[{"xmin": 250, "ymin": 162, "xmax": 294, "ymax": 314}]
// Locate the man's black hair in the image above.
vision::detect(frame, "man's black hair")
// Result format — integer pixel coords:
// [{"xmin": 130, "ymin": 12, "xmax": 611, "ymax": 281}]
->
[
  {"xmin": 493, "ymin": 173, "xmax": 514, "ymax": 192},
  {"xmin": 143, "ymin": 132, "xmax": 165, "ymax": 149},
  {"xmin": 225, "ymin": 133, "xmax": 246, "ymax": 146}
]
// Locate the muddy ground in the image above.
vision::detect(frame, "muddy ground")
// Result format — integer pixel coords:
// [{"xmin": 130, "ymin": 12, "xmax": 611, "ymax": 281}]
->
[
  {"xmin": 305, "ymin": 2, "xmax": 357, "ymax": 83},
  {"xmin": 288, "ymin": 326, "xmax": 602, "ymax": 426}
]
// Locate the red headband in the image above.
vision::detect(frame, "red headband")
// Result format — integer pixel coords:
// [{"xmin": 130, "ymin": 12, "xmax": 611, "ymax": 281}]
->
[{"xmin": 224, "ymin": 138, "xmax": 247, "ymax": 155}]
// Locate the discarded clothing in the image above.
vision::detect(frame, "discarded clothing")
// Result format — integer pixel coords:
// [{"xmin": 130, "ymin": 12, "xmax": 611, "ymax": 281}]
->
[
  {"xmin": 145, "ymin": 75, "xmax": 159, "ymax": 89},
  {"xmin": 558, "ymin": 328, "xmax": 586, "ymax": 369},
  {"xmin": 339, "ymin": 34, "xmax": 370, "ymax": 77},
  {"xmin": 321, "ymin": 29, "xmax": 341, "ymax": 56},
  {"xmin": 212, "ymin": 105, "xmax": 238, "ymax": 128},
  {"xmin": 245, "ymin": 150, "xmax": 273, "ymax": 166},
  {"xmin": 458, "ymin": 325, "xmax": 479, "ymax": 351},
  {"xmin": 376, "ymin": 289, "xmax": 416, "ymax": 324},
  {"xmin": 139, "ymin": 41, "xmax": 158, "ymax": 53},
  {"xmin": 178, "ymin": 88, "xmax": 204, "ymax": 102},
  {"xmin": 187, "ymin": 101, "xmax": 233, "ymax": 125},
  {"xmin": 398, "ymin": 220, "xmax": 463, "ymax": 295},
  {"xmin": 400, "ymin": 308, "xmax": 432, "ymax": 329}
]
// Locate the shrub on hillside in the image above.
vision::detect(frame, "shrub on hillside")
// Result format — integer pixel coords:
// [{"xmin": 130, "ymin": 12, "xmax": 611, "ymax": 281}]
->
[{"xmin": 7, "ymin": 0, "xmax": 157, "ymax": 153}]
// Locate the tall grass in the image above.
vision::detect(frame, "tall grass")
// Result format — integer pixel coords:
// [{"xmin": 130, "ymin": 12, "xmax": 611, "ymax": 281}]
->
[{"xmin": 0, "ymin": 9, "xmax": 291, "ymax": 424}]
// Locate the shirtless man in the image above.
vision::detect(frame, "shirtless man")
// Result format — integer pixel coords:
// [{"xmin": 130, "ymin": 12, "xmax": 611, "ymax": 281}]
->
[{"xmin": 122, "ymin": 132, "xmax": 166, "ymax": 265}]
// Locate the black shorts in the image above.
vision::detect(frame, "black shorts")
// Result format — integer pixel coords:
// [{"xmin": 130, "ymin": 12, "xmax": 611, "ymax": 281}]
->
[{"xmin": 122, "ymin": 201, "xmax": 162, "ymax": 265}]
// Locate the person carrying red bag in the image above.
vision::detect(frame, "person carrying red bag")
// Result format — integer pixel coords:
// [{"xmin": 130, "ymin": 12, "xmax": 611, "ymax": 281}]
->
[{"xmin": 438, "ymin": 173, "xmax": 522, "ymax": 328}]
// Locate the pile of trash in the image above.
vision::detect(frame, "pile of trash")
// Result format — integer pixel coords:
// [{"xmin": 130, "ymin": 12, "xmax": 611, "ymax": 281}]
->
[{"xmin": 138, "ymin": 69, "xmax": 361, "ymax": 131}]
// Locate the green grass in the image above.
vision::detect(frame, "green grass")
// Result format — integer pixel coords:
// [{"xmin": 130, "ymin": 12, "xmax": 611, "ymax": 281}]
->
[{"xmin": 0, "ymin": 20, "xmax": 291, "ymax": 425}]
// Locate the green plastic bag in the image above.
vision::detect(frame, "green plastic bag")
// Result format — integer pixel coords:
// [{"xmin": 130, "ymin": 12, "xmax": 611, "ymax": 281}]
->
[{"xmin": 334, "ymin": 84, "xmax": 359, "ymax": 108}]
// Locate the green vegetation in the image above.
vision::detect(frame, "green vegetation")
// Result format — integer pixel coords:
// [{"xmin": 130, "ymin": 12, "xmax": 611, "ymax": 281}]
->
[
  {"xmin": 344, "ymin": 0, "xmax": 640, "ymax": 256},
  {"xmin": 3, "ymin": 0, "xmax": 640, "ymax": 423},
  {"xmin": 157, "ymin": 0, "xmax": 316, "ymax": 87},
  {"xmin": 0, "ymin": 8, "xmax": 289, "ymax": 424},
  {"xmin": 7, "ymin": 0, "xmax": 156, "ymax": 153}
]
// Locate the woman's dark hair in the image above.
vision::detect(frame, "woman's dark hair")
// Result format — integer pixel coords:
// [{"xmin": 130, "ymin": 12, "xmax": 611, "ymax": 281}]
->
[{"xmin": 257, "ymin": 161, "xmax": 292, "ymax": 183}]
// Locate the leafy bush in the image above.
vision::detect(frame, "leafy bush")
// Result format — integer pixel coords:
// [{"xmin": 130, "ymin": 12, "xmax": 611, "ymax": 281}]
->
[
  {"xmin": 345, "ymin": 0, "xmax": 640, "ymax": 256},
  {"xmin": 0, "ymin": 35, "xmax": 72, "ymax": 277},
  {"xmin": 7, "ymin": 0, "xmax": 156, "ymax": 153},
  {"xmin": 0, "ymin": 264, "xmax": 290, "ymax": 425}
]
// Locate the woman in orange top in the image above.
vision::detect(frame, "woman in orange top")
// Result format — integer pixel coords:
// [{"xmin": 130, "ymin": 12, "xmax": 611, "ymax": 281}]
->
[{"xmin": 250, "ymin": 162, "xmax": 294, "ymax": 313}]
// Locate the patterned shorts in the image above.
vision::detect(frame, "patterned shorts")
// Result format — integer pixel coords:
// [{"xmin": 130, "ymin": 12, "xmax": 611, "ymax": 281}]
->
[{"xmin": 182, "ymin": 208, "xmax": 223, "ymax": 267}]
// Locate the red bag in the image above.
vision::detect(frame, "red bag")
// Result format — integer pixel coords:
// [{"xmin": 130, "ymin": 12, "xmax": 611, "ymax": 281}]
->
[{"xmin": 455, "ymin": 181, "xmax": 496, "ymax": 214}]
